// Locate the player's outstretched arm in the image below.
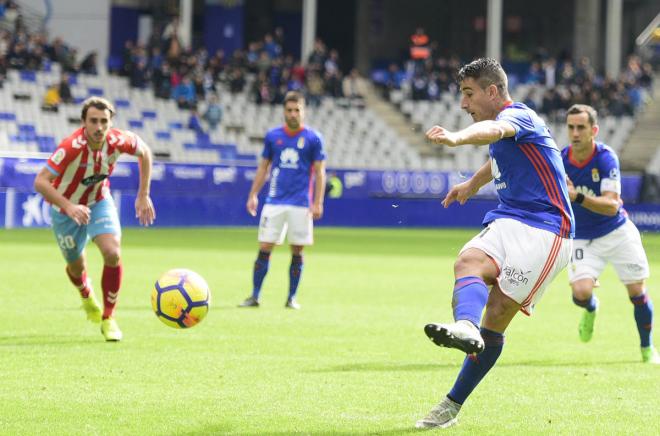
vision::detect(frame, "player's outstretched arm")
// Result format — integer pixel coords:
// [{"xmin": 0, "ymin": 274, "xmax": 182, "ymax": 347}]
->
[
  {"xmin": 247, "ymin": 159, "xmax": 271, "ymax": 217},
  {"xmin": 311, "ymin": 160, "xmax": 326, "ymax": 220},
  {"xmin": 442, "ymin": 159, "xmax": 493, "ymax": 208},
  {"xmin": 134, "ymin": 140, "xmax": 156, "ymax": 226},
  {"xmin": 426, "ymin": 120, "xmax": 515, "ymax": 147},
  {"xmin": 34, "ymin": 167, "xmax": 90, "ymax": 225}
]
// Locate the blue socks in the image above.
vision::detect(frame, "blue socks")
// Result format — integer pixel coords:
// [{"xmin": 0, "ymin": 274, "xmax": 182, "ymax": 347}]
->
[
  {"xmin": 251, "ymin": 250, "xmax": 271, "ymax": 300},
  {"xmin": 630, "ymin": 292, "xmax": 654, "ymax": 347},
  {"xmin": 573, "ymin": 294, "xmax": 599, "ymax": 312},
  {"xmin": 448, "ymin": 328, "xmax": 504, "ymax": 404},
  {"xmin": 288, "ymin": 254, "xmax": 303, "ymax": 300},
  {"xmin": 452, "ymin": 276, "xmax": 489, "ymax": 327}
]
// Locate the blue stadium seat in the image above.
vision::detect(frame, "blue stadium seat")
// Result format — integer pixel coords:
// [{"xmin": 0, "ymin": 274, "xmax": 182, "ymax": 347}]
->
[
  {"xmin": 142, "ymin": 110, "xmax": 157, "ymax": 119},
  {"xmin": 169, "ymin": 122, "xmax": 183, "ymax": 130},
  {"xmin": 73, "ymin": 97, "xmax": 85, "ymax": 104},
  {"xmin": 114, "ymin": 99, "xmax": 130, "ymax": 108},
  {"xmin": 19, "ymin": 71, "xmax": 36, "ymax": 82},
  {"xmin": 88, "ymin": 87, "xmax": 104, "ymax": 96},
  {"xmin": 37, "ymin": 136, "xmax": 57, "ymax": 152},
  {"xmin": 0, "ymin": 111, "xmax": 16, "ymax": 121},
  {"xmin": 155, "ymin": 131, "xmax": 171, "ymax": 140},
  {"xmin": 67, "ymin": 74, "xmax": 78, "ymax": 85},
  {"xmin": 128, "ymin": 120, "xmax": 144, "ymax": 129}
]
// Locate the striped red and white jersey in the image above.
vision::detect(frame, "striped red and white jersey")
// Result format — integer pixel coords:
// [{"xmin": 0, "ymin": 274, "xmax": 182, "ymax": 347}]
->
[{"xmin": 46, "ymin": 127, "xmax": 143, "ymax": 208}]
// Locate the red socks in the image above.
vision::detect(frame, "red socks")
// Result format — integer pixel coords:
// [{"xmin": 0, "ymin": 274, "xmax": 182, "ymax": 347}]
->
[
  {"xmin": 101, "ymin": 264, "xmax": 123, "ymax": 319},
  {"xmin": 66, "ymin": 267, "xmax": 91, "ymax": 298}
]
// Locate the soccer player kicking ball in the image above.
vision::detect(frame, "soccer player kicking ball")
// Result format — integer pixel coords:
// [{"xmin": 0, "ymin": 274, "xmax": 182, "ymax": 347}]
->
[
  {"xmin": 34, "ymin": 97, "xmax": 155, "ymax": 341},
  {"xmin": 416, "ymin": 58, "xmax": 574, "ymax": 429},
  {"xmin": 561, "ymin": 104, "xmax": 659, "ymax": 364},
  {"xmin": 238, "ymin": 91, "xmax": 326, "ymax": 309}
]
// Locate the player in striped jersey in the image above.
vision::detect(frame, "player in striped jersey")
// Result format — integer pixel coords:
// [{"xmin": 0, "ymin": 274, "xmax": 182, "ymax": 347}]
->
[
  {"xmin": 34, "ymin": 97, "xmax": 156, "ymax": 341},
  {"xmin": 416, "ymin": 58, "xmax": 574, "ymax": 428}
]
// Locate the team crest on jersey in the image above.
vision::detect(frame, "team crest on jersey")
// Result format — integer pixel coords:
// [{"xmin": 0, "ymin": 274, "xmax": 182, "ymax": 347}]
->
[
  {"xmin": 591, "ymin": 168, "xmax": 600, "ymax": 182},
  {"xmin": 51, "ymin": 148, "xmax": 66, "ymax": 165},
  {"xmin": 297, "ymin": 137, "xmax": 305, "ymax": 149}
]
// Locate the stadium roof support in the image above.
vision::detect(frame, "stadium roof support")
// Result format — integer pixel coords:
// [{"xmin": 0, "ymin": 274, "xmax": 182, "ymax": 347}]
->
[
  {"xmin": 301, "ymin": 0, "xmax": 317, "ymax": 66},
  {"xmin": 605, "ymin": 0, "xmax": 623, "ymax": 78},
  {"xmin": 180, "ymin": 0, "xmax": 193, "ymax": 50},
  {"xmin": 486, "ymin": 0, "xmax": 502, "ymax": 61}
]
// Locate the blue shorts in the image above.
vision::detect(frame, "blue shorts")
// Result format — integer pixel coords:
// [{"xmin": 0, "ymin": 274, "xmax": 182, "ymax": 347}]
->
[{"xmin": 50, "ymin": 198, "xmax": 122, "ymax": 263}]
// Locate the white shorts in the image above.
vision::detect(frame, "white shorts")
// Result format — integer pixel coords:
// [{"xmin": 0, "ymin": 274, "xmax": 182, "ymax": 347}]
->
[
  {"xmin": 568, "ymin": 219, "xmax": 649, "ymax": 285},
  {"xmin": 461, "ymin": 218, "xmax": 572, "ymax": 315},
  {"xmin": 258, "ymin": 204, "xmax": 313, "ymax": 246}
]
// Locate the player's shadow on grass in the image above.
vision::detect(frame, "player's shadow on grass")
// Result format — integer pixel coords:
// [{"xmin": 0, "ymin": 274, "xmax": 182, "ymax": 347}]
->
[
  {"xmin": 312, "ymin": 359, "xmax": 636, "ymax": 373},
  {"xmin": 0, "ymin": 334, "xmax": 99, "ymax": 346},
  {"xmin": 176, "ymin": 425, "xmax": 423, "ymax": 435}
]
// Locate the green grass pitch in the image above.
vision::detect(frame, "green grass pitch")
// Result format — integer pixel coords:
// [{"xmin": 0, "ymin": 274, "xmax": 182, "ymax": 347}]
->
[{"xmin": 1, "ymin": 227, "xmax": 659, "ymax": 435}]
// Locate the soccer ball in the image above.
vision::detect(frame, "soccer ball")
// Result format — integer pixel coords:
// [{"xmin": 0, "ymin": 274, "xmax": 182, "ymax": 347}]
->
[{"xmin": 151, "ymin": 269, "xmax": 211, "ymax": 329}]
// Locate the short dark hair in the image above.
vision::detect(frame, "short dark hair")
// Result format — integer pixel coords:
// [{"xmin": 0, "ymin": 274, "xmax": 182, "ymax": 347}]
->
[
  {"xmin": 283, "ymin": 91, "xmax": 305, "ymax": 106},
  {"xmin": 567, "ymin": 104, "xmax": 598, "ymax": 126},
  {"xmin": 81, "ymin": 97, "xmax": 116, "ymax": 121},
  {"xmin": 457, "ymin": 57, "xmax": 508, "ymax": 95}
]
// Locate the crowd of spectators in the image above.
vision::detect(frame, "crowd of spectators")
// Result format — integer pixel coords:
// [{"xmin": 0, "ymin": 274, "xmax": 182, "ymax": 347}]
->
[
  {"xmin": 379, "ymin": 30, "xmax": 655, "ymax": 122},
  {"xmin": 119, "ymin": 19, "xmax": 369, "ymax": 119}
]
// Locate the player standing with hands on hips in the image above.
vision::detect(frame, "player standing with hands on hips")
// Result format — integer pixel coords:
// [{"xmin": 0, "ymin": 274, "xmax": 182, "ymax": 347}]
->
[
  {"xmin": 238, "ymin": 91, "xmax": 326, "ymax": 310},
  {"xmin": 34, "ymin": 97, "xmax": 155, "ymax": 342},
  {"xmin": 561, "ymin": 103, "xmax": 658, "ymax": 363},
  {"xmin": 416, "ymin": 58, "xmax": 574, "ymax": 429}
]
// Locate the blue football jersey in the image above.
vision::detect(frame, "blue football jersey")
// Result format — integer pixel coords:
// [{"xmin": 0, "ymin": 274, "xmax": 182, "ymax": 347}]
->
[
  {"xmin": 262, "ymin": 125, "xmax": 326, "ymax": 207},
  {"xmin": 484, "ymin": 102, "xmax": 574, "ymax": 238},
  {"xmin": 561, "ymin": 142, "xmax": 626, "ymax": 239}
]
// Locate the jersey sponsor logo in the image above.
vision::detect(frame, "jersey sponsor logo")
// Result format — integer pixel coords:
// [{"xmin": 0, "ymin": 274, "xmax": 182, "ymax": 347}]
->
[
  {"xmin": 491, "ymin": 158, "xmax": 502, "ymax": 179},
  {"xmin": 297, "ymin": 137, "xmax": 305, "ymax": 149},
  {"xmin": 502, "ymin": 266, "xmax": 531, "ymax": 287},
  {"xmin": 491, "ymin": 158, "xmax": 507, "ymax": 190},
  {"xmin": 81, "ymin": 173, "xmax": 108, "ymax": 186},
  {"xmin": 276, "ymin": 139, "xmax": 283, "ymax": 145},
  {"xmin": 279, "ymin": 148, "xmax": 300, "ymax": 169},
  {"xmin": 52, "ymin": 148, "xmax": 66, "ymax": 165},
  {"xmin": 591, "ymin": 168, "xmax": 600, "ymax": 182}
]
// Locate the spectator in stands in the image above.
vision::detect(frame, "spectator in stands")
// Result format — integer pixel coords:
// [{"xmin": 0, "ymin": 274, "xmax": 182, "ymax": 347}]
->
[
  {"xmin": 263, "ymin": 33, "xmax": 282, "ymax": 59},
  {"xmin": 7, "ymin": 39, "xmax": 27, "ymax": 69},
  {"xmin": 410, "ymin": 27, "xmax": 430, "ymax": 71},
  {"xmin": 0, "ymin": 53, "xmax": 6, "ymax": 87},
  {"xmin": 228, "ymin": 67, "xmax": 246, "ymax": 94},
  {"xmin": 172, "ymin": 75, "xmax": 196, "ymax": 109},
  {"xmin": 42, "ymin": 83, "xmax": 61, "ymax": 112},
  {"xmin": 79, "ymin": 51, "xmax": 98, "ymax": 75},
  {"xmin": 153, "ymin": 60, "xmax": 172, "ymax": 99},
  {"xmin": 58, "ymin": 73, "xmax": 73, "ymax": 104},
  {"xmin": 130, "ymin": 58, "xmax": 150, "ymax": 89},
  {"xmin": 342, "ymin": 68, "xmax": 368, "ymax": 107},
  {"xmin": 203, "ymin": 94, "xmax": 223, "ymax": 131},
  {"xmin": 306, "ymin": 69, "xmax": 324, "ymax": 107}
]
